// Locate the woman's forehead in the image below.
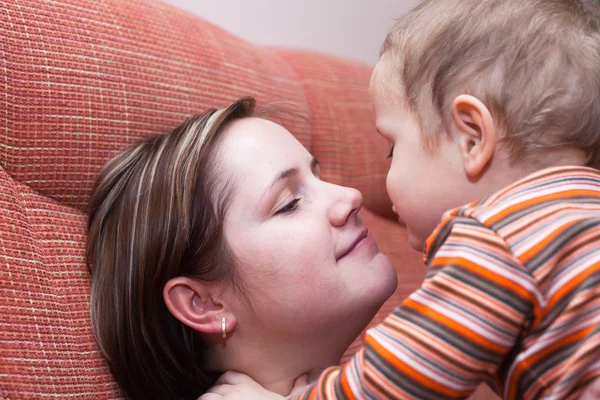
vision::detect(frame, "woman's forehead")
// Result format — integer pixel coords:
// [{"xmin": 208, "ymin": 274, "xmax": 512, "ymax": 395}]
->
[
  {"xmin": 221, "ymin": 118, "xmax": 306, "ymax": 165},
  {"xmin": 218, "ymin": 118, "xmax": 309, "ymax": 194}
]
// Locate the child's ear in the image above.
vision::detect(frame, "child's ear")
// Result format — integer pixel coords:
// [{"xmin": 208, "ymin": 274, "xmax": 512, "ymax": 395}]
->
[
  {"xmin": 163, "ymin": 277, "xmax": 236, "ymax": 340},
  {"xmin": 452, "ymin": 94, "xmax": 496, "ymax": 178}
]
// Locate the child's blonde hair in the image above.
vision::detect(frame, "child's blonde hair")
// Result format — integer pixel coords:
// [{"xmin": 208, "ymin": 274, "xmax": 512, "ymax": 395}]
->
[{"xmin": 381, "ymin": 0, "xmax": 600, "ymax": 167}]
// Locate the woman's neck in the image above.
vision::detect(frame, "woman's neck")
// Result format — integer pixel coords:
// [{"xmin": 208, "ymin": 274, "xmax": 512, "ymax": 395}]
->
[
  {"xmin": 206, "ymin": 333, "xmax": 348, "ymax": 396},
  {"xmin": 254, "ymin": 366, "xmax": 324, "ymax": 396}
]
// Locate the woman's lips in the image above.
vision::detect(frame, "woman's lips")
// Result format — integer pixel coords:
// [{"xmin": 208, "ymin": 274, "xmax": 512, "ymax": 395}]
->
[{"xmin": 338, "ymin": 235, "xmax": 376, "ymax": 261}]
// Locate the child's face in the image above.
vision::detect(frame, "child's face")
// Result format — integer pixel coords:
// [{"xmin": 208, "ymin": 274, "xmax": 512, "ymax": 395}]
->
[{"xmin": 369, "ymin": 60, "xmax": 474, "ymax": 251}]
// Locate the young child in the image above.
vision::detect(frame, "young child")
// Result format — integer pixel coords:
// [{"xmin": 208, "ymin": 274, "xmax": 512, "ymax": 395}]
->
[{"xmin": 202, "ymin": 0, "xmax": 600, "ymax": 398}]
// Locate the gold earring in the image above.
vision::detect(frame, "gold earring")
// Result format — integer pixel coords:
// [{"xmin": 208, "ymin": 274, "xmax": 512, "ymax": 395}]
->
[{"xmin": 221, "ymin": 316, "xmax": 227, "ymax": 339}]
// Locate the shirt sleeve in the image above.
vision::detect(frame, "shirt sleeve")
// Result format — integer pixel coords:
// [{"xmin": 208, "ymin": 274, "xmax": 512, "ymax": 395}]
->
[{"xmin": 292, "ymin": 216, "xmax": 541, "ymax": 399}]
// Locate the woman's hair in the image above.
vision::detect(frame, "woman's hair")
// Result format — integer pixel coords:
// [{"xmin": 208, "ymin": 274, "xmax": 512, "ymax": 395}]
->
[{"xmin": 87, "ymin": 97, "xmax": 255, "ymax": 399}]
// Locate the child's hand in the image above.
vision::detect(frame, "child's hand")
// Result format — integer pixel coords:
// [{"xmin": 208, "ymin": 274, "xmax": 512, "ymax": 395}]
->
[
  {"xmin": 198, "ymin": 371, "xmax": 309, "ymax": 400},
  {"xmin": 580, "ymin": 378, "xmax": 600, "ymax": 400}
]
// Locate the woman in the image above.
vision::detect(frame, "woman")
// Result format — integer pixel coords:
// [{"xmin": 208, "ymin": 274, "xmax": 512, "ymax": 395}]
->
[{"xmin": 86, "ymin": 97, "xmax": 398, "ymax": 400}]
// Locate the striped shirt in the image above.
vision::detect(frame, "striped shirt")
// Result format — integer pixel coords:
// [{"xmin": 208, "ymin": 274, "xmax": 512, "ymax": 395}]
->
[{"xmin": 296, "ymin": 166, "xmax": 600, "ymax": 399}]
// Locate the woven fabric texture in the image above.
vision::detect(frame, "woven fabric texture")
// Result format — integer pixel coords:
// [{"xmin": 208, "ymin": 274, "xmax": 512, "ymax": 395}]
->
[{"xmin": 0, "ymin": 0, "xmax": 428, "ymax": 398}]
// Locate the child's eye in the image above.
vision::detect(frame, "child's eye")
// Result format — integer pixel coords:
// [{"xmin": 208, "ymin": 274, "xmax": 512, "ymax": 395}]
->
[
  {"xmin": 275, "ymin": 198, "xmax": 300, "ymax": 215},
  {"xmin": 386, "ymin": 145, "xmax": 395, "ymax": 159}
]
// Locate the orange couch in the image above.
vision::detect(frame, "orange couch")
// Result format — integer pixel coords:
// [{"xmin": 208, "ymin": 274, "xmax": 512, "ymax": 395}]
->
[{"xmin": 0, "ymin": 0, "xmax": 494, "ymax": 398}]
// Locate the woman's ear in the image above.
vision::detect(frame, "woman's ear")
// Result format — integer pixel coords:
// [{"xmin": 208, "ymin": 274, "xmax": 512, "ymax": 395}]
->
[
  {"xmin": 163, "ymin": 277, "xmax": 236, "ymax": 338},
  {"xmin": 452, "ymin": 94, "xmax": 496, "ymax": 178}
]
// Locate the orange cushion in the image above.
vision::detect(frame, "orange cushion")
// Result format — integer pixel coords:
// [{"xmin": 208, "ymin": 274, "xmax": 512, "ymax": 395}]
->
[{"xmin": 0, "ymin": 0, "xmax": 424, "ymax": 397}]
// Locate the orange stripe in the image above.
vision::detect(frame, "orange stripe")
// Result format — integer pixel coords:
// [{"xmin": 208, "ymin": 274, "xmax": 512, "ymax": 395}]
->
[
  {"xmin": 547, "ymin": 262, "xmax": 600, "ymax": 310},
  {"xmin": 404, "ymin": 297, "xmax": 510, "ymax": 354},
  {"xmin": 532, "ymin": 327, "xmax": 593, "ymax": 364},
  {"xmin": 432, "ymin": 256, "xmax": 533, "ymax": 302},
  {"xmin": 507, "ymin": 326, "xmax": 594, "ymax": 400},
  {"xmin": 432, "ymin": 255, "xmax": 544, "ymax": 339},
  {"xmin": 365, "ymin": 334, "xmax": 471, "ymax": 398},
  {"xmin": 339, "ymin": 367, "xmax": 357, "ymax": 400},
  {"xmin": 486, "ymin": 190, "xmax": 599, "ymax": 226},
  {"xmin": 519, "ymin": 219, "xmax": 580, "ymax": 263}
]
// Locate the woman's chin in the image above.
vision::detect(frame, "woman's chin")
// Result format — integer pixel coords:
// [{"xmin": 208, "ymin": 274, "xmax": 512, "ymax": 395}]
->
[
  {"xmin": 360, "ymin": 252, "xmax": 398, "ymax": 309},
  {"xmin": 376, "ymin": 253, "xmax": 399, "ymax": 300}
]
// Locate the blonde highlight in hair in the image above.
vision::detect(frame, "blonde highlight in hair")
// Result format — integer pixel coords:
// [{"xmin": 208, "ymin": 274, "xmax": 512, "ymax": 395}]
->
[
  {"xmin": 381, "ymin": 0, "xmax": 600, "ymax": 166},
  {"xmin": 87, "ymin": 97, "xmax": 256, "ymax": 399}
]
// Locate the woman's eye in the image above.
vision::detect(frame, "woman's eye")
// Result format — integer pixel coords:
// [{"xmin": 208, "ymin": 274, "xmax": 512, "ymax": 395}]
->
[
  {"xmin": 275, "ymin": 198, "xmax": 300, "ymax": 215},
  {"xmin": 386, "ymin": 145, "xmax": 395, "ymax": 159}
]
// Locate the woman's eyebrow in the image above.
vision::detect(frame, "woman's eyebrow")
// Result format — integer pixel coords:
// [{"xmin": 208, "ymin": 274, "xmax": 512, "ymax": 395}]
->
[
  {"xmin": 266, "ymin": 167, "xmax": 298, "ymax": 195},
  {"xmin": 260, "ymin": 157, "xmax": 320, "ymax": 203}
]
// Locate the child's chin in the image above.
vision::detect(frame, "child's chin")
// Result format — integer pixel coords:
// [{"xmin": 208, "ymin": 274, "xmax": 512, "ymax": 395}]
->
[{"xmin": 407, "ymin": 230, "xmax": 426, "ymax": 253}]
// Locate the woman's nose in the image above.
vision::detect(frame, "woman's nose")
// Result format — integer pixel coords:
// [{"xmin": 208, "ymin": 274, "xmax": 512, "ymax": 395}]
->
[{"xmin": 327, "ymin": 185, "xmax": 363, "ymax": 227}]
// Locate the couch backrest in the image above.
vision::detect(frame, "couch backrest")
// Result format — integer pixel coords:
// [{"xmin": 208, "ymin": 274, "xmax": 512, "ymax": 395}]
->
[
  {"xmin": 0, "ymin": 0, "xmax": 392, "ymax": 215},
  {"xmin": 0, "ymin": 0, "xmax": 420, "ymax": 398}
]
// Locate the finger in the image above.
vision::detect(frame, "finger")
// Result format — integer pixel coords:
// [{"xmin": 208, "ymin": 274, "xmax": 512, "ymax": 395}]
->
[
  {"xmin": 207, "ymin": 384, "xmax": 233, "ymax": 396},
  {"xmin": 215, "ymin": 370, "xmax": 255, "ymax": 385},
  {"xmin": 292, "ymin": 374, "xmax": 309, "ymax": 390},
  {"xmin": 290, "ymin": 374, "xmax": 310, "ymax": 396},
  {"xmin": 581, "ymin": 381, "xmax": 600, "ymax": 400},
  {"xmin": 197, "ymin": 394, "xmax": 222, "ymax": 400}
]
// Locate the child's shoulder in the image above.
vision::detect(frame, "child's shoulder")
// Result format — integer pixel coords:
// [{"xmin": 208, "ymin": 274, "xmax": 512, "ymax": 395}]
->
[
  {"xmin": 426, "ymin": 166, "xmax": 600, "ymax": 274},
  {"xmin": 455, "ymin": 166, "xmax": 600, "ymax": 223},
  {"xmin": 439, "ymin": 166, "xmax": 600, "ymax": 251}
]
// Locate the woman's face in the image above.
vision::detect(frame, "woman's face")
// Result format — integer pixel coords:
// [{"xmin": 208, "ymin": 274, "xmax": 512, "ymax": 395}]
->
[{"xmin": 220, "ymin": 118, "xmax": 398, "ymax": 349}]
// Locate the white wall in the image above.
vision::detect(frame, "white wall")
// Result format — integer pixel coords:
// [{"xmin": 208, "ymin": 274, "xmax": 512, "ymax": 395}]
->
[{"xmin": 162, "ymin": 0, "xmax": 420, "ymax": 65}]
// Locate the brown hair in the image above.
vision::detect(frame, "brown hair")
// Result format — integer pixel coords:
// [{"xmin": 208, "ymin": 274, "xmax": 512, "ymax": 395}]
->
[
  {"xmin": 87, "ymin": 97, "xmax": 255, "ymax": 399},
  {"xmin": 381, "ymin": 0, "xmax": 600, "ymax": 167}
]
